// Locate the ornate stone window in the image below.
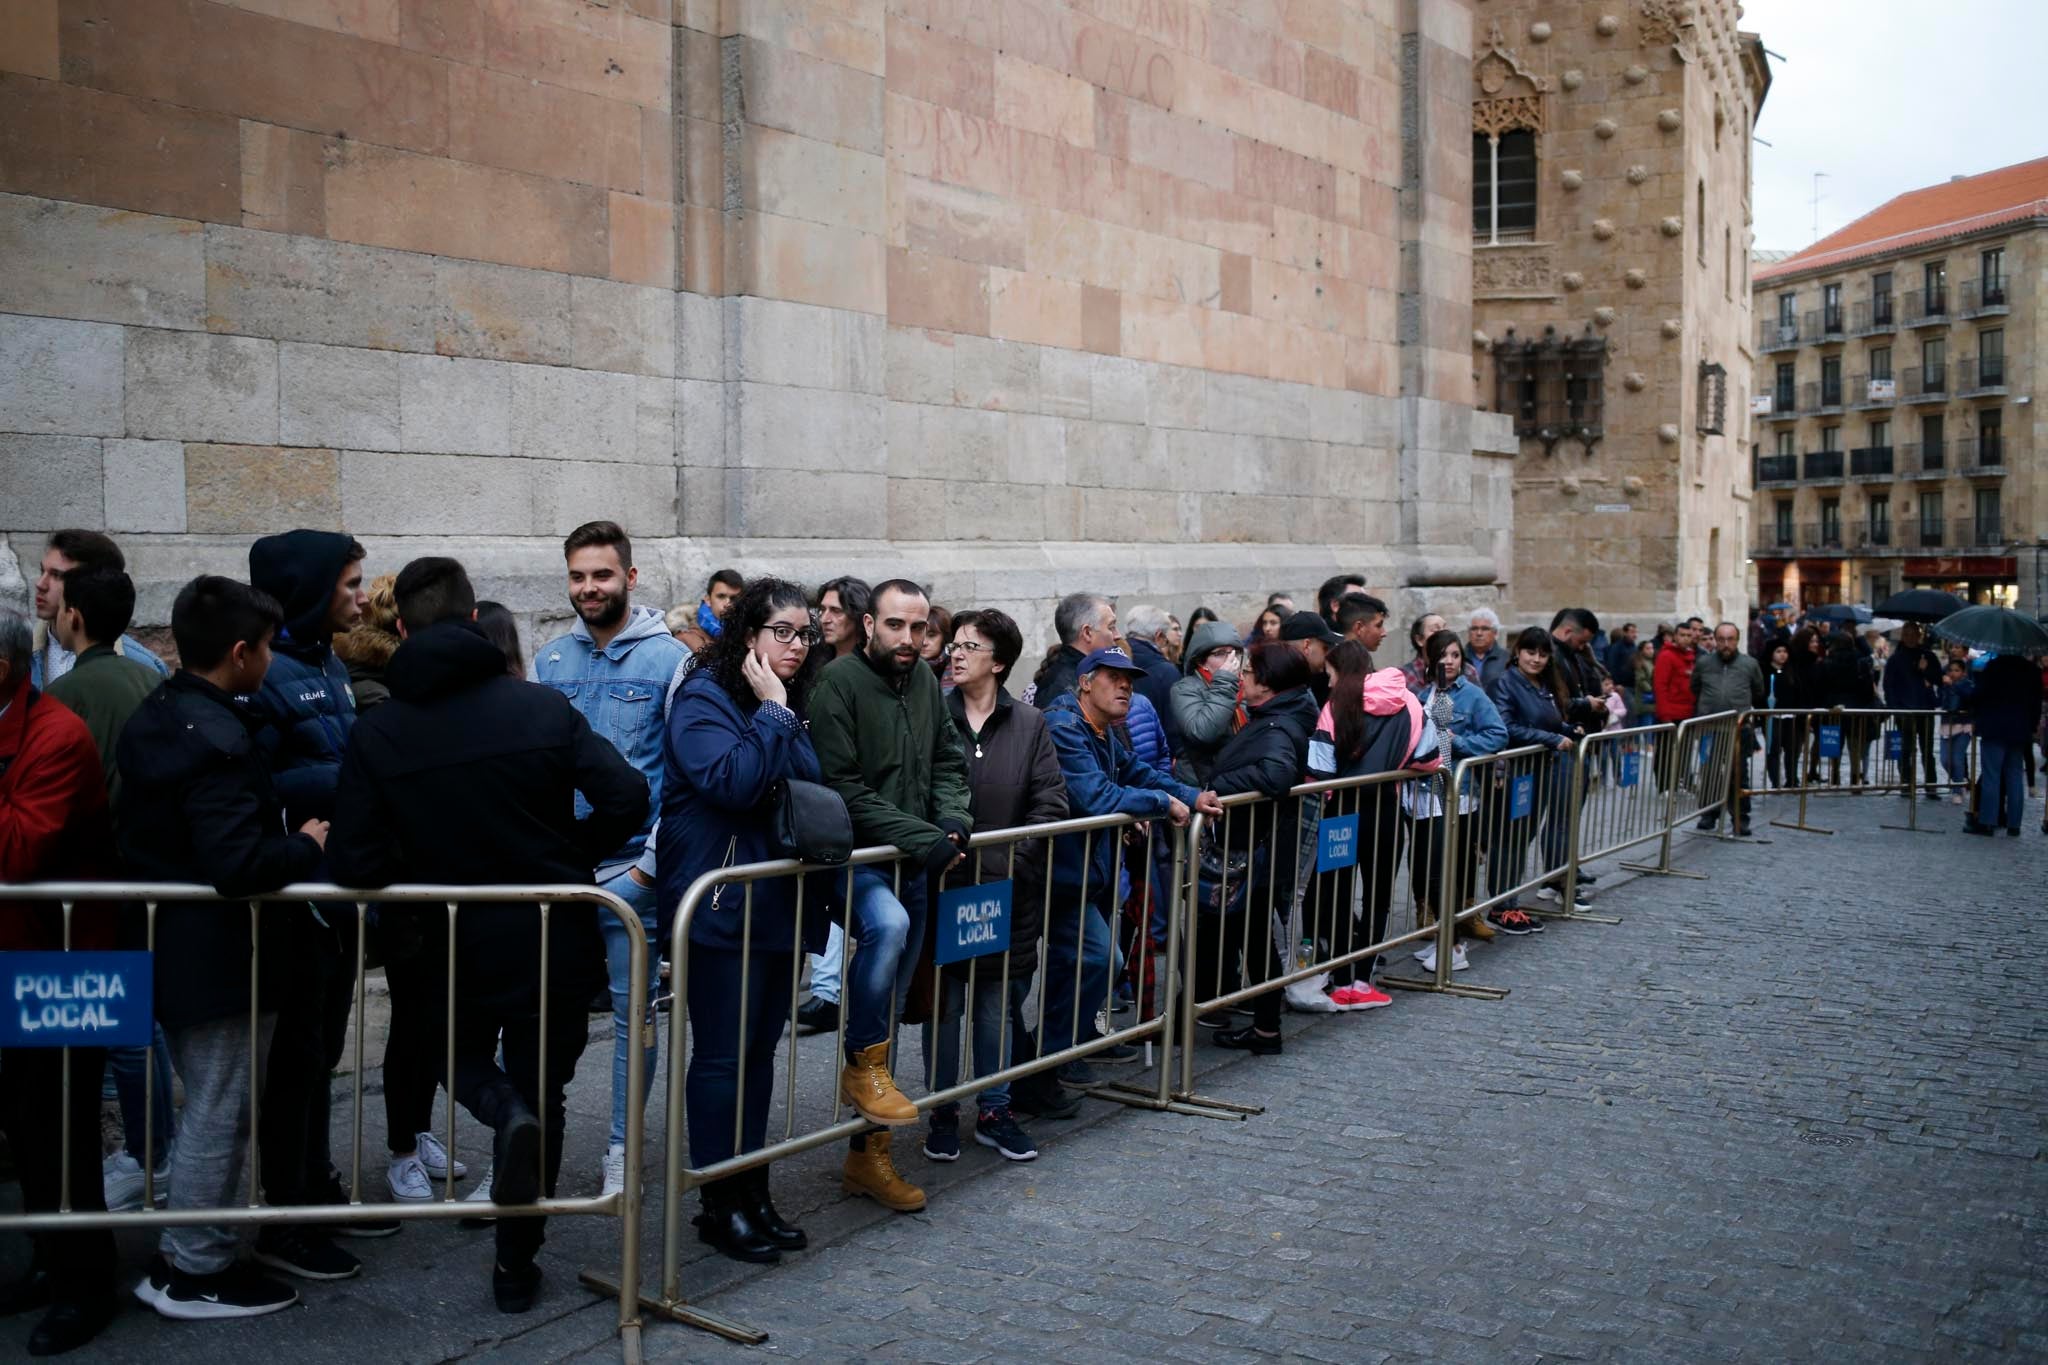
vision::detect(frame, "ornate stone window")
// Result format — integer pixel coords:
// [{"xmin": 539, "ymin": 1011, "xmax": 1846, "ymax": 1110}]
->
[
  {"xmin": 1698, "ymin": 361, "xmax": 1728, "ymax": 435},
  {"xmin": 1473, "ymin": 25, "xmax": 1547, "ymax": 246},
  {"xmin": 1494, "ymin": 325, "xmax": 1607, "ymax": 452}
]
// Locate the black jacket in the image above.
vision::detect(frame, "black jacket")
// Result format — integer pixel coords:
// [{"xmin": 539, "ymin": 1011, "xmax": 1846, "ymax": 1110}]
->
[
  {"xmin": 1031, "ymin": 644, "xmax": 1085, "ymax": 711},
  {"xmin": 246, "ymin": 529, "xmax": 362, "ymax": 824},
  {"xmin": 114, "ymin": 672, "xmax": 323, "ymax": 1029},
  {"xmin": 944, "ymin": 688, "xmax": 1069, "ymax": 977},
  {"xmin": 1816, "ymin": 651, "xmax": 1876, "ymax": 709},
  {"xmin": 329, "ymin": 620, "xmax": 648, "ymax": 1008},
  {"xmin": 1206, "ymin": 688, "xmax": 1317, "ymax": 880}
]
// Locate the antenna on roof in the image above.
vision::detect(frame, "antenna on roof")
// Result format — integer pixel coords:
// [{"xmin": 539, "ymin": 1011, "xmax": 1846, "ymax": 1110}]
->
[{"xmin": 1810, "ymin": 171, "xmax": 1830, "ymax": 243}]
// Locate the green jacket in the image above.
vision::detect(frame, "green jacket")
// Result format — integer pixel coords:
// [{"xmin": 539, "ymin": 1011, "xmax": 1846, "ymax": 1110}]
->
[
  {"xmin": 809, "ymin": 651, "xmax": 972, "ymax": 859},
  {"xmin": 44, "ymin": 642, "xmax": 162, "ymax": 806}
]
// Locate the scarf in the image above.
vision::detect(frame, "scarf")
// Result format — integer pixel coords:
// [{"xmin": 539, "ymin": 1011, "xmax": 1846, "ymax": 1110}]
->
[{"xmin": 696, "ymin": 601, "xmax": 724, "ymax": 639}]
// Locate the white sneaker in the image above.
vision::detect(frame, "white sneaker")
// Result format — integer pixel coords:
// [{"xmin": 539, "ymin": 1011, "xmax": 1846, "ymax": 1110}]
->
[
  {"xmin": 601, "ymin": 1143, "xmax": 626, "ymax": 1198},
  {"xmin": 463, "ymin": 1169, "xmax": 496, "ymax": 1204},
  {"xmin": 413, "ymin": 1130, "xmax": 468, "ymax": 1180},
  {"xmin": 103, "ymin": 1148, "xmax": 172, "ymax": 1212},
  {"xmin": 1417, "ymin": 944, "xmax": 1470, "ymax": 974},
  {"xmin": 387, "ymin": 1153, "xmax": 435, "ymax": 1202},
  {"xmin": 1534, "ymin": 887, "xmax": 1593, "ymax": 912}
]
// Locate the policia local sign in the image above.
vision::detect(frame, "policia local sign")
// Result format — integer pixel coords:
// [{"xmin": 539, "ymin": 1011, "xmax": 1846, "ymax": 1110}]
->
[{"xmin": 0, "ymin": 952, "xmax": 153, "ymax": 1047}]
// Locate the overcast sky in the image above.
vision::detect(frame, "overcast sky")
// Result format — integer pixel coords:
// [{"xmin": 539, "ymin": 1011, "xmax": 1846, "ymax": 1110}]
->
[{"xmin": 1741, "ymin": 0, "xmax": 2047, "ymax": 251}]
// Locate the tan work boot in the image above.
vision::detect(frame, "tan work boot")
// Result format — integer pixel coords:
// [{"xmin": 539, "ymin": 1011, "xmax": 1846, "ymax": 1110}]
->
[
  {"xmin": 1464, "ymin": 911, "xmax": 1495, "ymax": 942},
  {"xmin": 842, "ymin": 1132, "xmax": 926, "ymax": 1212},
  {"xmin": 840, "ymin": 1041, "xmax": 918, "ymax": 1126}
]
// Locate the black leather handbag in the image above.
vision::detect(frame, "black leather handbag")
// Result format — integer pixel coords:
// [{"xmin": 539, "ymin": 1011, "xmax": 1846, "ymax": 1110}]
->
[{"xmin": 772, "ymin": 778, "xmax": 852, "ymax": 866}]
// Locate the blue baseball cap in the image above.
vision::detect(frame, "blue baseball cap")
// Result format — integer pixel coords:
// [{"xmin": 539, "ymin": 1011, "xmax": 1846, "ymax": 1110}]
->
[{"xmin": 1078, "ymin": 646, "xmax": 1146, "ymax": 678}]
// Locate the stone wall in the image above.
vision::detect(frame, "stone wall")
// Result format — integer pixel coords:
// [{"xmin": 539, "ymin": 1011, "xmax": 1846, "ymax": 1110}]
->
[
  {"xmin": 1470, "ymin": 0, "xmax": 1765, "ymax": 629},
  {"xmin": 1, "ymin": 0, "xmax": 1508, "ymax": 651}
]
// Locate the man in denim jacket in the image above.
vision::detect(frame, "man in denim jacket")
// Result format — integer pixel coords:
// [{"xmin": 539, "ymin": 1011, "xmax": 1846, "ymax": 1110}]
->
[{"xmin": 534, "ymin": 521, "xmax": 690, "ymax": 1197}]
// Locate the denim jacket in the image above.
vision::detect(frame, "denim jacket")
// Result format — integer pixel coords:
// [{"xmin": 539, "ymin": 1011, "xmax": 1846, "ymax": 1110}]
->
[{"xmin": 536, "ymin": 604, "xmax": 691, "ymax": 875}]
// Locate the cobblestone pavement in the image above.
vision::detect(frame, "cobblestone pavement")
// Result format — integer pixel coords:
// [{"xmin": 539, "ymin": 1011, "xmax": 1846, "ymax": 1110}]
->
[{"xmin": 8, "ymin": 788, "xmax": 2045, "ymax": 1362}]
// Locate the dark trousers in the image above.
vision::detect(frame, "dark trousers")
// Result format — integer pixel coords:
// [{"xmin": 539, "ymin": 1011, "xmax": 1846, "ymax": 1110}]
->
[
  {"xmin": 447, "ymin": 992, "xmax": 589, "ymax": 1268},
  {"xmin": 260, "ymin": 918, "xmax": 355, "ymax": 1205},
  {"xmin": 684, "ymin": 946, "xmax": 794, "ymax": 1171},
  {"xmin": 382, "ymin": 946, "xmax": 439, "ymax": 1153},
  {"xmin": 1897, "ymin": 713, "xmax": 1938, "ymax": 796},
  {"xmin": 1328, "ymin": 789, "xmax": 1400, "ymax": 985},
  {"xmin": 0, "ymin": 1046, "xmax": 115, "ymax": 1301},
  {"xmin": 1408, "ymin": 813, "xmax": 1478, "ymax": 923}
]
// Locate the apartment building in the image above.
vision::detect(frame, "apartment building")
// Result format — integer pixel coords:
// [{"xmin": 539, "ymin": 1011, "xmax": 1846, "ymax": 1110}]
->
[{"xmin": 1750, "ymin": 158, "xmax": 2047, "ymax": 612}]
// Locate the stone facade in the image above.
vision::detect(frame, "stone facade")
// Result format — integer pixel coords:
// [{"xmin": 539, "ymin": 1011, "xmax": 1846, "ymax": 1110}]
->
[
  {"xmin": 1750, "ymin": 191, "xmax": 2045, "ymax": 615},
  {"xmin": 1470, "ymin": 0, "xmax": 1768, "ymax": 629},
  {"xmin": 0, "ymin": 0, "xmax": 1511, "ymax": 652}
]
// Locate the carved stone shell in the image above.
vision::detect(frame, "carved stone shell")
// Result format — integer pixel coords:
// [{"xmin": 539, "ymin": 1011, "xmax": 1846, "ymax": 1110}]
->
[
  {"xmin": 1661, "ymin": 318, "xmax": 1682, "ymax": 337},
  {"xmin": 1593, "ymin": 307, "xmax": 1617, "ymax": 326},
  {"xmin": 1474, "ymin": 330, "xmax": 1492, "ymax": 349},
  {"xmin": 1623, "ymin": 64, "xmax": 1649, "ymax": 85},
  {"xmin": 1530, "ymin": 21, "xmax": 1553, "ymax": 41},
  {"xmin": 1562, "ymin": 271, "xmax": 1586, "ymax": 291},
  {"xmin": 1562, "ymin": 476, "xmax": 1583, "ymax": 495},
  {"xmin": 1657, "ymin": 108, "xmax": 1682, "ymax": 131},
  {"xmin": 1623, "ymin": 476, "xmax": 1646, "ymax": 494},
  {"xmin": 1657, "ymin": 423, "xmax": 1681, "ymax": 444},
  {"xmin": 1659, "ymin": 216, "xmax": 1684, "ymax": 237},
  {"xmin": 1596, "ymin": 14, "xmax": 1621, "ymax": 36},
  {"xmin": 1594, "ymin": 118, "xmax": 1619, "ymax": 139},
  {"xmin": 1561, "ymin": 169, "xmax": 1585, "ymax": 190},
  {"xmin": 1623, "ymin": 371, "xmax": 1647, "ymax": 392},
  {"xmin": 1561, "ymin": 69, "xmax": 1584, "ymax": 91},
  {"xmin": 1591, "ymin": 219, "xmax": 1616, "ymax": 240},
  {"xmin": 1624, "ymin": 268, "xmax": 1648, "ymax": 289},
  {"xmin": 1626, "ymin": 163, "xmax": 1650, "ymax": 185}
]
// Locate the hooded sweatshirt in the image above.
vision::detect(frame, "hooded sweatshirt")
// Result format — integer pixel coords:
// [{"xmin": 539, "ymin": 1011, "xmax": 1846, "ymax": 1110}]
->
[
  {"xmin": 246, "ymin": 529, "xmax": 361, "ymax": 823},
  {"xmin": 535, "ymin": 603, "xmax": 691, "ymax": 876},
  {"xmin": 1168, "ymin": 620, "xmax": 1246, "ymax": 784}
]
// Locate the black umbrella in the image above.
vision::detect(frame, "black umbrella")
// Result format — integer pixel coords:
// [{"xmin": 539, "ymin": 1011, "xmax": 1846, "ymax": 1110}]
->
[
  {"xmin": 1874, "ymin": 588, "xmax": 1966, "ymax": 623},
  {"xmin": 1810, "ymin": 603, "xmax": 1872, "ymax": 625},
  {"xmin": 1933, "ymin": 605, "xmax": 2048, "ymax": 658}
]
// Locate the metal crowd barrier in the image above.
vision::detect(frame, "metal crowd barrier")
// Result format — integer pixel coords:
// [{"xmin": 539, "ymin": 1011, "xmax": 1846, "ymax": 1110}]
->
[
  {"xmin": 1733, "ymin": 707, "xmax": 1953, "ymax": 835},
  {"xmin": 638, "ymin": 810, "xmax": 1194, "ymax": 1344},
  {"xmin": 0, "ymin": 882, "xmax": 652, "ymax": 1362}
]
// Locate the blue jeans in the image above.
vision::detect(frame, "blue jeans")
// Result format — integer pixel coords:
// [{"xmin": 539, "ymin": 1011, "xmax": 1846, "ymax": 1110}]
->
[
  {"xmin": 1041, "ymin": 886, "xmax": 1113, "ymax": 1056},
  {"xmin": 109, "ymin": 1025, "xmax": 177, "ymax": 1162},
  {"xmin": 806, "ymin": 922, "xmax": 846, "ymax": 1004},
  {"xmin": 684, "ymin": 946, "xmax": 792, "ymax": 1170},
  {"xmin": 922, "ymin": 971, "xmax": 1028, "ymax": 1113},
  {"xmin": 1942, "ymin": 732, "xmax": 1972, "ymax": 786},
  {"xmin": 843, "ymin": 868, "xmax": 927, "ymax": 1060},
  {"xmin": 599, "ymin": 866, "xmax": 661, "ymax": 1149},
  {"xmin": 1978, "ymin": 739, "xmax": 2026, "ymax": 831}
]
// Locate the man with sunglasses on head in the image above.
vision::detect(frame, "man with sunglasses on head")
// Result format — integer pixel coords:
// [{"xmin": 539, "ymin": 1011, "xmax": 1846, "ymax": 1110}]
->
[{"xmin": 807, "ymin": 579, "xmax": 973, "ymax": 1215}]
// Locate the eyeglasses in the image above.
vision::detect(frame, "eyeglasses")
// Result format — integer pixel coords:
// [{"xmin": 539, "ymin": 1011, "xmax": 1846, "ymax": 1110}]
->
[
  {"xmin": 763, "ymin": 623, "xmax": 822, "ymax": 647},
  {"xmin": 949, "ymin": 641, "xmax": 992, "ymax": 656}
]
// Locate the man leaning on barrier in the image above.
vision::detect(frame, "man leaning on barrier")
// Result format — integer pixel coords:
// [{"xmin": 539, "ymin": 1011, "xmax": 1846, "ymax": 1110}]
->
[
  {"xmin": 1043, "ymin": 649, "xmax": 1221, "ymax": 1081},
  {"xmin": 807, "ymin": 578, "xmax": 973, "ymax": 1215},
  {"xmin": 0, "ymin": 605, "xmax": 120, "ymax": 1354},
  {"xmin": 329, "ymin": 557, "xmax": 648, "ymax": 1315},
  {"xmin": 116, "ymin": 577, "xmax": 328, "ymax": 1323}
]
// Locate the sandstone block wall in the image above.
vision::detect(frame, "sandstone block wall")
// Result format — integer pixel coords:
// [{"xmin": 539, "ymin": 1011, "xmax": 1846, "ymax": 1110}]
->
[{"xmin": 1, "ymin": 0, "xmax": 1506, "ymax": 652}]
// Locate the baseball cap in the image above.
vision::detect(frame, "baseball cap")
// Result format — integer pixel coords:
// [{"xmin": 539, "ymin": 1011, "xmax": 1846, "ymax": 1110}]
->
[
  {"xmin": 1279, "ymin": 611, "xmax": 1341, "ymax": 647},
  {"xmin": 1078, "ymin": 646, "xmax": 1146, "ymax": 678}
]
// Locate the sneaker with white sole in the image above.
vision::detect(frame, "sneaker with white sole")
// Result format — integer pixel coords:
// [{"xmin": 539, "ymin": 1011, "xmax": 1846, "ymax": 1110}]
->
[
  {"xmin": 388, "ymin": 1153, "xmax": 437, "ymax": 1202},
  {"xmin": 1487, "ymin": 907, "xmax": 1542, "ymax": 936},
  {"xmin": 1327, "ymin": 984, "xmax": 1392, "ymax": 1011},
  {"xmin": 1533, "ymin": 887, "xmax": 1592, "ymax": 912},
  {"xmin": 414, "ymin": 1130, "xmax": 468, "ymax": 1180},
  {"xmin": 601, "ymin": 1143, "xmax": 627, "ymax": 1198},
  {"xmin": 1417, "ymin": 943, "xmax": 1469, "ymax": 973},
  {"xmin": 151, "ymin": 1263, "xmax": 298, "ymax": 1321},
  {"xmin": 103, "ymin": 1148, "xmax": 172, "ymax": 1213}
]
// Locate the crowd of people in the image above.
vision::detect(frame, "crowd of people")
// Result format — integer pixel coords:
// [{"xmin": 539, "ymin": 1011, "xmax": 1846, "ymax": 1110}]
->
[{"xmin": 4, "ymin": 527, "xmax": 2045, "ymax": 1354}]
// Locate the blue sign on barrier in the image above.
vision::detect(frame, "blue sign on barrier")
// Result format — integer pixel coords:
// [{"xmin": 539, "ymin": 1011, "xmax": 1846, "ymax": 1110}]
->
[
  {"xmin": 1699, "ymin": 734, "xmax": 1714, "ymax": 766},
  {"xmin": 1316, "ymin": 814, "xmax": 1360, "ymax": 872},
  {"xmin": 1818, "ymin": 724, "xmax": 1843, "ymax": 759},
  {"xmin": 1886, "ymin": 729, "xmax": 1903, "ymax": 761},
  {"xmin": 1509, "ymin": 773, "xmax": 1534, "ymax": 820},
  {"xmin": 935, "ymin": 881, "xmax": 1011, "ymax": 966},
  {"xmin": 0, "ymin": 951, "xmax": 153, "ymax": 1047},
  {"xmin": 1620, "ymin": 751, "xmax": 1641, "ymax": 787}
]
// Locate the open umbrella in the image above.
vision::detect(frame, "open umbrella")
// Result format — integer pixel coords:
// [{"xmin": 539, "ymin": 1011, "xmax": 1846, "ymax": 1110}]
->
[
  {"xmin": 1810, "ymin": 603, "xmax": 1872, "ymax": 625},
  {"xmin": 1766, "ymin": 601, "xmax": 1793, "ymax": 611},
  {"xmin": 1933, "ymin": 605, "xmax": 2048, "ymax": 658},
  {"xmin": 1875, "ymin": 588, "xmax": 1965, "ymax": 622}
]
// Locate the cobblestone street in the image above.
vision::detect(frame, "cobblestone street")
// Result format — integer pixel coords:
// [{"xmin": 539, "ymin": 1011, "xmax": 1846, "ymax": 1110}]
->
[{"xmin": 10, "ymin": 793, "xmax": 2045, "ymax": 1363}]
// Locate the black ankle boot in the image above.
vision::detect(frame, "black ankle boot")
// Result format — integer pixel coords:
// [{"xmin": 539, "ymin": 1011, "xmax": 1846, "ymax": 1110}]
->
[
  {"xmin": 694, "ymin": 1180, "xmax": 780, "ymax": 1264},
  {"xmin": 737, "ymin": 1168, "xmax": 806, "ymax": 1251}
]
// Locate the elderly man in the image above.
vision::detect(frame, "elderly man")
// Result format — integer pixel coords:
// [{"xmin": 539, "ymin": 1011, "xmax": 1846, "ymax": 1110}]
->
[
  {"xmin": 0, "ymin": 607, "xmax": 119, "ymax": 1354},
  {"xmin": 1692, "ymin": 624, "xmax": 1767, "ymax": 836},
  {"xmin": 1466, "ymin": 608, "xmax": 1509, "ymax": 688},
  {"xmin": 1121, "ymin": 604, "xmax": 1183, "ymax": 747},
  {"xmin": 1032, "ymin": 593, "xmax": 1119, "ymax": 709}
]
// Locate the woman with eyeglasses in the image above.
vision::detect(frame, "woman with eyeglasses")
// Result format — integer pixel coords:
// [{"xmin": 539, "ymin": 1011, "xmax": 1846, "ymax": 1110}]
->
[{"xmin": 658, "ymin": 577, "xmax": 829, "ymax": 1264}]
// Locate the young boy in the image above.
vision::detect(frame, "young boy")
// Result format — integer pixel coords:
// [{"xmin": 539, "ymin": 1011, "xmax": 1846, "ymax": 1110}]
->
[{"xmin": 113, "ymin": 576, "xmax": 330, "ymax": 1320}]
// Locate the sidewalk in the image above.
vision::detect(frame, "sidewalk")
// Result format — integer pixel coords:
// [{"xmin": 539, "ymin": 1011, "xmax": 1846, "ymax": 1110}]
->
[{"xmin": 7, "ymin": 784, "xmax": 2044, "ymax": 1361}]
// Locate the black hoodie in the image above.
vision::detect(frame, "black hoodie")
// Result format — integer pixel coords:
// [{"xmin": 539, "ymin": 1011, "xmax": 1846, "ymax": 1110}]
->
[
  {"xmin": 247, "ymin": 529, "xmax": 362, "ymax": 823},
  {"xmin": 329, "ymin": 620, "xmax": 649, "ymax": 1007}
]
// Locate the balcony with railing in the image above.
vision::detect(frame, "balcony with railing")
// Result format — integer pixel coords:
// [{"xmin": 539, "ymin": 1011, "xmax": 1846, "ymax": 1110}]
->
[
  {"xmin": 1903, "ymin": 286, "xmax": 1949, "ymax": 326},
  {"xmin": 1956, "ymin": 277, "xmax": 2010, "ymax": 318},
  {"xmin": 1848, "ymin": 371, "xmax": 1895, "ymax": 410},
  {"xmin": 1972, "ymin": 436, "xmax": 2007, "ymax": 472},
  {"xmin": 1896, "ymin": 441, "xmax": 1947, "ymax": 479},
  {"xmin": 1956, "ymin": 354, "xmax": 2010, "ymax": 397},
  {"xmin": 1802, "ymin": 449, "xmax": 1845, "ymax": 482},
  {"xmin": 1799, "ymin": 521, "xmax": 1847, "ymax": 552},
  {"xmin": 1759, "ymin": 317, "xmax": 1802, "ymax": 353},
  {"xmin": 1804, "ymin": 306, "xmax": 1846, "ymax": 344},
  {"xmin": 1755, "ymin": 521, "xmax": 1799, "ymax": 554},
  {"xmin": 1760, "ymin": 381, "xmax": 1799, "ymax": 420},
  {"xmin": 1848, "ymin": 445, "xmax": 1894, "ymax": 480},
  {"xmin": 1849, "ymin": 521, "xmax": 1895, "ymax": 551},
  {"xmin": 1906, "ymin": 519, "xmax": 1947, "ymax": 551},
  {"xmin": 1850, "ymin": 296, "xmax": 1897, "ymax": 336},
  {"xmin": 1755, "ymin": 453, "xmax": 1799, "ymax": 484},
  {"xmin": 1954, "ymin": 517, "xmax": 2004, "ymax": 549},
  {"xmin": 1898, "ymin": 363, "xmax": 1948, "ymax": 403},
  {"xmin": 1802, "ymin": 379, "xmax": 1844, "ymax": 415}
]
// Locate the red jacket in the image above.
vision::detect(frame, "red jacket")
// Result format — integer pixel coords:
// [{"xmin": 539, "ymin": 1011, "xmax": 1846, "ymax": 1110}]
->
[
  {"xmin": 0, "ymin": 687, "xmax": 114, "ymax": 950},
  {"xmin": 1652, "ymin": 645, "xmax": 1696, "ymax": 724}
]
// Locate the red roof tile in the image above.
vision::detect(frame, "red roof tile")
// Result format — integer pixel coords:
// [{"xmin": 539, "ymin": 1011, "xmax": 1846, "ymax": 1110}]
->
[{"xmin": 1755, "ymin": 155, "xmax": 2048, "ymax": 283}]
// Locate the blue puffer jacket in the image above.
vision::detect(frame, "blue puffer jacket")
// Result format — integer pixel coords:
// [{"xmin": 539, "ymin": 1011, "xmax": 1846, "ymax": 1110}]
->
[
  {"xmin": 1043, "ymin": 692, "xmax": 1199, "ymax": 895},
  {"xmin": 657, "ymin": 668, "xmax": 833, "ymax": 953},
  {"xmin": 245, "ymin": 530, "xmax": 361, "ymax": 824},
  {"xmin": 536, "ymin": 604, "xmax": 691, "ymax": 872},
  {"xmin": 1123, "ymin": 690, "xmax": 1173, "ymax": 773}
]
